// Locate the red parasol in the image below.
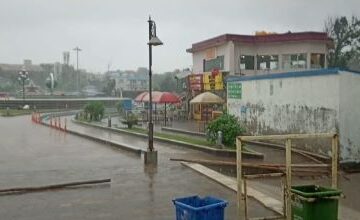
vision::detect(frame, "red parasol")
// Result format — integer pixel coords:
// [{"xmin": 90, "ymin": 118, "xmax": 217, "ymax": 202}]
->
[
  {"xmin": 142, "ymin": 91, "xmax": 163, "ymax": 102},
  {"xmin": 152, "ymin": 92, "xmax": 180, "ymax": 104},
  {"xmin": 152, "ymin": 92, "xmax": 180, "ymax": 126},
  {"xmin": 134, "ymin": 91, "xmax": 148, "ymax": 102}
]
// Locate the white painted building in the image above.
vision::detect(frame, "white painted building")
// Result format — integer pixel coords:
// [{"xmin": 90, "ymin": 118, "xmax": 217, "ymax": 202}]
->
[
  {"xmin": 227, "ymin": 68, "xmax": 360, "ymax": 162},
  {"xmin": 187, "ymin": 32, "xmax": 333, "ymax": 75},
  {"xmin": 110, "ymin": 71, "xmax": 148, "ymax": 92}
]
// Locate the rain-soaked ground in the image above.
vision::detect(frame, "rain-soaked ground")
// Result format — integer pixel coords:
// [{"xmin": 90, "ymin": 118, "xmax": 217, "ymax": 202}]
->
[
  {"xmin": 0, "ymin": 115, "xmax": 277, "ymax": 220},
  {"xmin": 101, "ymin": 115, "xmax": 360, "ymax": 218}
]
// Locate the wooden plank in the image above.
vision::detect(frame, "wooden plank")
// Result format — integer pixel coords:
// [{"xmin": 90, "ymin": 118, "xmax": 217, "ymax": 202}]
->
[
  {"xmin": 170, "ymin": 158, "xmax": 330, "ymax": 168},
  {"xmin": 244, "ymin": 140, "xmax": 331, "ymax": 161},
  {"xmin": 0, "ymin": 179, "xmax": 111, "ymax": 194},
  {"xmin": 249, "ymin": 216, "xmax": 284, "ymax": 220},
  {"xmin": 332, "ymin": 135, "xmax": 339, "ymax": 188},
  {"xmin": 239, "ymin": 133, "xmax": 335, "ymax": 141},
  {"xmin": 170, "ymin": 158, "xmax": 236, "ymax": 166},
  {"xmin": 295, "ymin": 151, "xmax": 324, "ymax": 164},
  {"xmin": 181, "ymin": 162, "xmax": 284, "ymax": 215},
  {"xmin": 244, "ymin": 178, "xmax": 248, "ymax": 220},
  {"xmin": 285, "ymin": 139, "xmax": 291, "ymax": 220},
  {"xmin": 244, "ymin": 173, "xmax": 284, "ymax": 179}
]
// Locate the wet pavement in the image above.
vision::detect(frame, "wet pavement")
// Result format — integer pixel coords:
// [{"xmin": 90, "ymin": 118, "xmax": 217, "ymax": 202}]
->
[
  {"xmin": 0, "ymin": 115, "xmax": 277, "ymax": 219},
  {"xmin": 102, "ymin": 114, "xmax": 360, "ymax": 218}
]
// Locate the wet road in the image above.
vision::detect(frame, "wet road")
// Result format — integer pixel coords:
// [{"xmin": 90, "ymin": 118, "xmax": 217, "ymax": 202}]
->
[{"xmin": 0, "ymin": 115, "xmax": 276, "ymax": 220}]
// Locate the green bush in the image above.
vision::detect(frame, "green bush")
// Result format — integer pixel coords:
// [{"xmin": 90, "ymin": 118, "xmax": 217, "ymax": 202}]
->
[
  {"xmin": 121, "ymin": 113, "xmax": 138, "ymax": 129},
  {"xmin": 206, "ymin": 113, "xmax": 245, "ymax": 148},
  {"xmin": 83, "ymin": 101, "xmax": 105, "ymax": 121}
]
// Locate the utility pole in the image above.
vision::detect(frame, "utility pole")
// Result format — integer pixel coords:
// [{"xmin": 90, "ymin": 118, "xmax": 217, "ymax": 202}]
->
[{"xmin": 73, "ymin": 47, "xmax": 82, "ymax": 93}]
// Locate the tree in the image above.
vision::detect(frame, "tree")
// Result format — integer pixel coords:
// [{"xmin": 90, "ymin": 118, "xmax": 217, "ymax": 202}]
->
[
  {"xmin": 206, "ymin": 113, "xmax": 245, "ymax": 148},
  {"xmin": 83, "ymin": 101, "xmax": 105, "ymax": 121},
  {"xmin": 102, "ymin": 78, "xmax": 116, "ymax": 96},
  {"xmin": 153, "ymin": 71, "xmax": 180, "ymax": 92},
  {"xmin": 325, "ymin": 16, "xmax": 360, "ymax": 68}
]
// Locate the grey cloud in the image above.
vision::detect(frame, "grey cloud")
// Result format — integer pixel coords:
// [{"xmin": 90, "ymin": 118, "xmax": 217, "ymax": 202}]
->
[{"xmin": 0, "ymin": 0, "xmax": 359, "ymax": 73}]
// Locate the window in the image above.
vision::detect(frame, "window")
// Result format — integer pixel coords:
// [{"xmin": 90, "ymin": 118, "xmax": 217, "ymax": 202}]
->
[
  {"xmin": 311, "ymin": 53, "xmax": 325, "ymax": 69},
  {"xmin": 282, "ymin": 53, "xmax": 307, "ymax": 69},
  {"xmin": 203, "ymin": 56, "xmax": 224, "ymax": 72},
  {"xmin": 257, "ymin": 55, "xmax": 279, "ymax": 70},
  {"xmin": 240, "ymin": 55, "xmax": 255, "ymax": 70}
]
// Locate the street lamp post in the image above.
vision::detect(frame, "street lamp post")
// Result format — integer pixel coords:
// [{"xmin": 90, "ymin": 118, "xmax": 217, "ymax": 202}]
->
[
  {"xmin": 145, "ymin": 16, "xmax": 163, "ymax": 165},
  {"xmin": 73, "ymin": 46, "xmax": 82, "ymax": 93},
  {"xmin": 18, "ymin": 68, "xmax": 29, "ymax": 104}
]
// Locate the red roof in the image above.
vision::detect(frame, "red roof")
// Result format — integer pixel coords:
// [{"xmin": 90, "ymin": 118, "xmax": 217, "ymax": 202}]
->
[{"xmin": 186, "ymin": 32, "xmax": 333, "ymax": 53}]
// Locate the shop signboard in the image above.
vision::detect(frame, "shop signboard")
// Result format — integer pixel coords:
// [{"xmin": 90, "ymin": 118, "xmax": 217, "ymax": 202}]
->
[{"xmin": 228, "ymin": 82, "xmax": 242, "ymax": 99}]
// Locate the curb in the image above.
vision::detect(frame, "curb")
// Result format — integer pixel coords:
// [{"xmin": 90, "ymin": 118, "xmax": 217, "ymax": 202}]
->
[
  {"xmin": 73, "ymin": 120, "xmax": 264, "ymax": 159},
  {"xmin": 161, "ymin": 126, "xmax": 206, "ymax": 137},
  {"xmin": 39, "ymin": 114, "xmax": 143, "ymax": 156}
]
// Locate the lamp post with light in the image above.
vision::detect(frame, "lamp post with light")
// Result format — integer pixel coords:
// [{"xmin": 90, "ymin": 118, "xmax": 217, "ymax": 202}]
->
[
  {"xmin": 144, "ymin": 16, "xmax": 163, "ymax": 165},
  {"xmin": 18, "ymin": 68, "xmax": 29, "ymax": 103}
]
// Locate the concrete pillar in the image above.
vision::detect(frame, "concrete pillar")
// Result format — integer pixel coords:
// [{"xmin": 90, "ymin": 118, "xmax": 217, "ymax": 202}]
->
[
  {"xmin": 254, "ymin": 55, "xmax": 258, "ymax": 75},
  {"xmin": 144, "ymin": 150, "xmax": 158, "ymax": 165},
  {"xmin": 307, "ymin": 53, "xmax": 311, "ymax": 69},
  {"xmin": 108, "ymin": 116, "xmax": 111, "ymax": 127},
  {"xmin": 228, "ymin": 41, "xmax": 235, "ymax": 75}
]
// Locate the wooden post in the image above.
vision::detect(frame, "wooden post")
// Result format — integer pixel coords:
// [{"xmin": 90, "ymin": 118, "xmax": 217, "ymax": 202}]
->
[
  {"xmin": 244, "ymin": 178, "xmax": 248, "ymax": 220},
  {"xmin": 236, "ymin": 138, "xmax": 244, "ymax": 220},
  {"xmin": 285, "ymin": 138, "xmax": 292, "ymax": 220},
  {"xmin": 331, "ymin": 134, "xmax": 339, "ymax": 189},
  {"xmin": 282, "ymin": 176, "xmax": 286, "ymax": 217}
]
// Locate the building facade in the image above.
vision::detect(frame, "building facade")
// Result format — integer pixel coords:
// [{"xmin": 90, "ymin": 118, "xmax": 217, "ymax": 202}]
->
[
  {"xmin": 227, "ymin": 68, "xmax": 360, "ymax": 162},
  {"xmin": 187, "ymin": 32, "xmax": 333, "ymax": 75},
  {"xmin": 112, "ymin": 71, "xmax": 148, "ymax": 92}
]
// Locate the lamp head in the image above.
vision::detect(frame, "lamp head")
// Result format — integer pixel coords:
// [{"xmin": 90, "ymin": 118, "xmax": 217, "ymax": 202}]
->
[{"xmin": 148, "ymin": 36, "xmax": 163, "ymax": 46}]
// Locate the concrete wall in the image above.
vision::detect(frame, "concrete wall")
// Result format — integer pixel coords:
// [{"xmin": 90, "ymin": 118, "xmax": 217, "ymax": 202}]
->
[
  {"xmin": 228, "ymin": 70, "xmax": 360, "ymax": 161},
  {"xmin": 228, "ymin": 72, "xmax": 340, "ymax": 156},
  {"xmin": 339, "ymin": 71, "xmax": 360, "ymax": 161}
]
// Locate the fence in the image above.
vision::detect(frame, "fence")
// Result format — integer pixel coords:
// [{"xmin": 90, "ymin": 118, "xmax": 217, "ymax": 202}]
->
[{"xmin": 236, "ymin": 133, "xmax": 339, "ymax": 220}]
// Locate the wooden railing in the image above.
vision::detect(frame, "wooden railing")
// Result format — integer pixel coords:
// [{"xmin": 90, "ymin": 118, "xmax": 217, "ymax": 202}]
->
[{"xmin": 236, "ymin": 133, "xmax": 339, "ymax": 220}]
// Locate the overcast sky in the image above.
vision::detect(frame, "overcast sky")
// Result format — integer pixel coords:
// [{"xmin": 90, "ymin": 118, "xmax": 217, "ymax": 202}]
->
[{"xmin": 0, "ymin": 0, "xmax": 359, "ymax": 73}]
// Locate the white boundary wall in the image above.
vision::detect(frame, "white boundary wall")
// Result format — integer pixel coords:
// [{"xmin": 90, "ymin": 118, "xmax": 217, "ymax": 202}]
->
[{"xmin": 227, "ymin": 70, "xmax": 360, "ymax": 161}]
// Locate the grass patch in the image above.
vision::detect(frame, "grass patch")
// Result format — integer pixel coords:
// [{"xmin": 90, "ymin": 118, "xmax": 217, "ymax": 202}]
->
[{"xmin": 115, "ymin": 126, "xmax": 245, "ymax": 150}]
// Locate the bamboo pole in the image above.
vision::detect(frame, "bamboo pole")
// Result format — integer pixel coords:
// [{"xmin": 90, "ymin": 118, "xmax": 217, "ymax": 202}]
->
[
  {"xmin": 248, "ymin": 216, "xmax": 284, "ymax": 220},
  {"xmin": 236, "ymin": 138, "xmax": 245, "ymax": 220},
  {"xmin": 285, "ymin": 138, "xmax": 292, "ymax": 220},
  {"xmin": 244, "ymin": 173, "xmax": 284, "ymax": 179},
  {"xmin": 239, "ymin": 133, "xmax": 335, "ymax": 141},
  {"xmin": 169, "ymin": 158, "xmax": 330, "ymax": 168},
  {"xmin": 244, "ymin": 178, "xmax": 248, "ymax": 220},
  {"xmin": 332, "ymin": 134, "xmax": 339, "ymax": 188},
  {"xmin": 282, "ymin": 176, "xmax": 286, "ymax": 217}
]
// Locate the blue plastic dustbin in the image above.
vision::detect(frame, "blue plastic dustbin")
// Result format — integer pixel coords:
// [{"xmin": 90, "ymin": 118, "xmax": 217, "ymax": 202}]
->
[{"xmin": 172, "ymin": 195, "xmax": 228, "ymax": 220}]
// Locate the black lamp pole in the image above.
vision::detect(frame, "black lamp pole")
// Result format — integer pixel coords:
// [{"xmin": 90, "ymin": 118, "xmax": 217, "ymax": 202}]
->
[
  {"xmin": 148, "ymin": 17, "xmax": 154, "ymax": 151},
  {"xmin": 147, "ymin": 16, "xmax": 163, "ymax": 152}
]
